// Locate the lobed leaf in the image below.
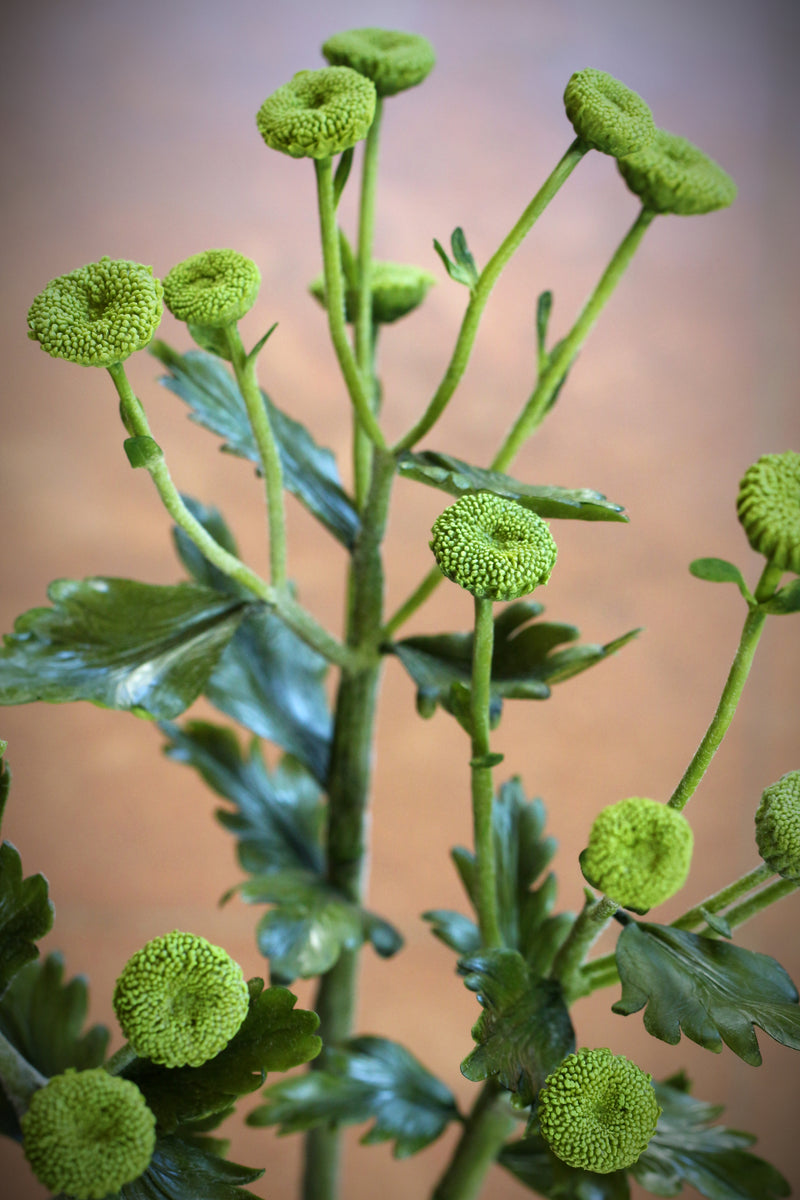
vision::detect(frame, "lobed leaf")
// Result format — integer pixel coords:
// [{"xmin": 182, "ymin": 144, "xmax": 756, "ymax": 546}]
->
[
  {"xmin": 499, "ymin": 1135, "xmax": 630, "ymax": 1199},
  {"xmin": 0, "ymin": 841, "xmax": 53, "ymax": 998},
  {"xmin": 116, "ymin": 1134, "xmax": 264, "ymax": 1200}
]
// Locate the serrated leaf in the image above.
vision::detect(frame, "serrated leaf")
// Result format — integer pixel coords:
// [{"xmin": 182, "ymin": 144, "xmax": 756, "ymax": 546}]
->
[
  {"xmin": 613, "ymin": 921, "xmax": 800, "ymax": 1065},
  {"xmin": 761, "ymin": 577, "xmax": 800, "ymax": 614},
  {"xmin": 499, "ymin": 1134, "xmax": 631, "ymax": 1199},
  {"xmin": 396, "ymin": 450, "xmax": 627, "ymax": 521},
  {"xmin": 0, "ymin": 578, "xmax": 250, "ymax": 719},
  {"xmin": 150, "ymin": 343, "xmax": 359, "ymax": 549},
  {"xmin": 458, "ymin": 948, "xmax": 574, "ymax": 1104},
  {"xmin": 231, "ymin": 869, "xmax": 402, "ymax": 984},
  {"xmin": 0, "ymin": 840, "xmax": 53, "ymax": 997},
  {"xmin": 249, "ymin": 1036, "xmax": 458, "ymax": 1157},
  {"xmin": 125, "ymin": 978, "xmax": 320, "ymax": 1132},
  {"xmin": 161, "ymin": 721, "xmax": 324, "ymax": 876},
  {"xmin": 115, "ymin": 1134, "xmax": 264, "ymax": 1200},
  {"xmin": 689, "ymin": 558, "xmax": 754, "ymax": 602},
  {"xmin": 205, "ymin": 604, "xmax": 332, "ymax": 786},
  {"xmin": 630, "ymin": 1077, "xmax": 791, "ymax": 1200}
]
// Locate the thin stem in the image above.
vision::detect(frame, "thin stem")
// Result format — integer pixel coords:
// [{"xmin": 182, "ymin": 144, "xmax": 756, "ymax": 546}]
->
[
  {"xmin": 724, "ymin": 877, "xmax": 799, "ymax": 929},
  {"xmin": 394, "ymin": 138, "xmax": 589, "ymax": 453},
  {"xmin": 382, "ymin": 564, "xmax": 441, "ymax": 640},
  {"xmin": 314, "ymin": 156, "xmax": 387, "ymax": 452},
  {"xmin": 492, "ymin": 206, "xmax": 656, "ymax": 471},
  {"xmin": 353, "ymin": 96, "xmax": 383, "ymax": 511},
  {"xmin": 431, "ymin": 1081, "xmax": 518, "ymax": 1200},
  {"xmin": 0, "ymin": 1028, "xmax": 47, "ymax": 1120},
  {"xmin": 668, "ymin": 563, "xmax": 781, "ymax": 811},
  {"xmin": 103, "ymin": 1042, "xmax": 137, "ymax": 1076},
  {"xmin": 671, "ymin": 863, "xmax": 775, "ymax": 931},
  {"xmin": 550, "ymin": 893, "xmax": 618, "ymax": 999},
  {"xmin": 225, "ymin": 325, "xmax": 288, "ymax": 586},
  {"xmin": 471, "ymin": 596, "xmax": 503, "ymax": 950}
]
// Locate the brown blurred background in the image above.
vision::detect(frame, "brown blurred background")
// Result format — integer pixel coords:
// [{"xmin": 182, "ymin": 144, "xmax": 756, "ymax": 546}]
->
[{"xmin": 1, "ymin": 1, "xmax": 798, "ymax": 1197}]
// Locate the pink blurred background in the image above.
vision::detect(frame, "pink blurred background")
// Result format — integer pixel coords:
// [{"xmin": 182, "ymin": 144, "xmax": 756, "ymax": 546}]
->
[{"xmin": 1, "ymin": 1, "xmax": 798, "ymax": 1197}]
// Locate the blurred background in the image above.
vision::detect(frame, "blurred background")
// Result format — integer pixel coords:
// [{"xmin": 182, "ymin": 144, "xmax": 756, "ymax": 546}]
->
[{"xmin": 1, "ymin": 1, "xmax": 798, "ymax": 1196}]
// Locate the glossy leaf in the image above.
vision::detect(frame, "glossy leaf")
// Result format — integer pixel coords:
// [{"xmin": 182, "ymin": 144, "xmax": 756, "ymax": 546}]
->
[
  {"xmin": 458, "ymin": 948, "xmax": 574, "ymax": 1104},
  {"xmin": 161, "ymin": 721, "xmax": 324, "ymax": 876},
  {"xmin": 689, "ymin": 558, "xmax": 753, "ymax": 603},
  {"xmin": 0, "ymin": 578, "xmax": 250, "ymax": 719},
  {"xmin": 761, "ymin": 577, "xmax": 800, "ymax": 615},
  {"xmin": 116, "ymin": 1135, "xmax": 264, "ymax": 1200},
  {"xmin": 613, "ymin": 921, "xmax": 800, "ymax": 1065},
  {"xmin": 396, "ymin": 449, "xmax": 627, "ymax": 521},
  {"xmin": 631, "ymin": 1074, "xmax": 791, "ymax": 1199},
  {"xmin": 499, "ymin": 1135, "xmax": 630, "ymax": 1199},
  {"xmin": 150, "ymin": 343, "xmax": 359, "ymax": 549},
  {"xmin": 249, "ymin": 1036, "xmax": 458, "ymax": 1157},
  {"xmin": 0, "ymin": 841, "xmax": 53, "ymax": 998}
]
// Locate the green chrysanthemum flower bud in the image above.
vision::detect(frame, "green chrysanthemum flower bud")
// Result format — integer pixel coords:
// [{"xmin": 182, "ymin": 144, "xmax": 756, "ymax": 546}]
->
[
  {"xmin": 736, "ymin": 451, "xmax": 800, "ymax": 575},
  {"xmin": 563, "ymin": 69, "xmax": 655, "ymax": 157},
  {"xmin": 27, "ymin": 257, "xmax": 163, "ymax": 367},
  {"xmin": 580, "ymin": 796, "xmax": 693, "ymax": 912},
  {"xmin": 21, "ymin": 1068, "xmax": 156, "ymax": 1199},
  {"xmin": 430, "ymin": 493, "xmax": 557, "ymax": 602},
  {"xmin": 321, "ymin": 27, "xmax": 436, "ymax": 97},
  {"xmin": 538, "ymin": 1047, "xmax": 660, "ymax": 1173},
  {"xmin": 755, "ymin": 770, "xmax": 800, "ymax": 880},
  {"xmin": 163, "ymin": 249, "xmax": 260, "ymax": 329},
  {"xmin": 113, "ymin": 930, "xmax": 249, "ymax": 1067},
  {"xmin": 256, "ymin": 67, "xmax": 376, "ymax": 159},
  {"xmin": 309, "ymin": 260, "xmax": 436, "ymax": 324},
  {"xmin": 617, "ymin": 129, "xmax": 737, "ymax": 215}
]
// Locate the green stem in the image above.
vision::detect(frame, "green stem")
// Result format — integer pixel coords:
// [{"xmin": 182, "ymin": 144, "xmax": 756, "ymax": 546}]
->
[
  {"xmin": 383, "ymin": 564, "xmax": 442, "ymax": 640},
  {"xmin": 471, "ymin": 597, "xmax": 503, "ymax": 950},
  {"xmin": 314, "ymin": 156, "xmax": 387, "ymax": 453},
  {"xmin": 431, "ymin": 1081, "xmax": 518, "ymax": 1200},
  {"xmin": 225, "ymin": 325, "xmax": 288, "ymax": 586},
  {"xmin": 550, "ymin": 893, "xmax": 618, "ymax": 998},
  {"xmin": 394, "ymin": 138, "xmax": 589, "ymax": 453},
  {"xmin": 0, "ymin": 1028, "xmax": 46, "ymax": 1120},
  {"xmin": 724, "ymin": 877, "xmax": 799, "ymax": 929},
  {"xmin": 492, "ymin": 205, "xmax": 655, "ymax": 471},
  {"xmin": 671, "ymin": 863, "xmax": 775, "ymax": 931},
  {"xmin": 103, "ymin": 1042, "xmax": 137, "ymax": 1075},
  {"xmin": 668, "ymin": 563, "xmax": 781, "ymax": 811},
  {"xmin": 353, "ymin": 96, "xmax": 383, "ymax": 511}
]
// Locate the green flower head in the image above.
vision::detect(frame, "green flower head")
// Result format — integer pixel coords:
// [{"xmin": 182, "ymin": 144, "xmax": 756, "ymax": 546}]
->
[
  {"xmin": 321, "ymin": 27, "xmax": 436, "ymax": 97},
  {"xmin": 430, "ymin": 493, "xmax": 557, "ymax": 602},
  {"xmin": 27, "ymin": 257, "xmax": 163, "ymax": 367},
  {"xmin": 256, "ymin": 67, "xmax": 376, "ymax": 159},
  {"xmin": 580, "ymin": 796, "xmax": 693, "ymax": 912},
  {"xmin": 736, "ymin": 451, "xmax": 800, "ymax": 574},
  {"xmin": 113, "ymin": 930, "xmax": 250, "ymax": 1067},
  {"xmin": 163, "ymin": 249, "xmax": 261, "ymax": 328},
  {"xmin": 563, "ymin": 69, "xmax": 655, "ymax": 157},
  {"xmin": 617, "ymin": 128, "xmax": 737, "ymax": 215},
  {"xmin": 309, "ymin": 260, "xmax": 436, "ymax": 324},
  {"xmin": 21, "ymin": 1068, "xmax": 156, "ymax": 1199},
  {"xmin": 538, "ymin": 1047, "xmax": 660, "ymax": 1173},
  {"xmin": 755, "ymin": 770, "xmax": 800, "ymax": 880}
]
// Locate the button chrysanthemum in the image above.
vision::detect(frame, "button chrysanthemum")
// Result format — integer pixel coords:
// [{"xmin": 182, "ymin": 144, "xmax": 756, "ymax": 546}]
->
[
  {"xmin": 580, "ymin": 796, "xmax": 693, "ymax": 912},
  {"xmin": 617, "ymin": 129, "xmax": 737, "ymax": 215},
  {"xmin": 430, "ymin": 493, "xmax": 557, "ymax": 602},
  {"xmin": 309, "ymin": 260, "xmax": 436, "ymax": 324},
  {"xmin": 736, "ymin": 451, "xmax": 800, "ymax": 575},
  {"xmin": 113, "ymin": 930, "xmax": 250, "ymax": 1068},
  {"xmin": 321, "ymin": 27, "xmax": 436, "ymax": 97},
  {"xmin": 27, "ymin": 257, "xmax": 163, "ymax": 367},
  {"xmin": 538, "ymin": 1048, "xmax": 660, "ymax": 1173},
  {"xmin": 755, "ymin": 771, "xmax": 800, "ymax": 880},
  {"xmin": 563, "ymin": 69, "xmax": 655, "ymax": 157},
  {"xmin": 256, "ymin": 67, "xmax": 376, "ymax": 159},
  {"xmin": 21, "ymin": 1068, "xmax": 156, "ymax": 1199},
  {"xmin": 163, "ymin": 249, "xmax": 261, "ymax": 328}
]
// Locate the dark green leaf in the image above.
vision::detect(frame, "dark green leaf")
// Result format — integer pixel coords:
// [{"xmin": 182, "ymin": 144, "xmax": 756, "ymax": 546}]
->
[
  {"xmin": 333, "ymin": 148, "xmax": 354, "ymax": 206},
  {"xmin": 0, "ymin": 841, "xmax": 53, "ymax": 997},
  {"xmin": 161, "ymin": 721, "xmax": 324, "ymax": 875},
  {"xmin": 396, "ymin": 450, "xmax": 627, "ymax": 522},
  {"xmin": 613, "ymin": 921, "xmax": 800, "ymax": 1065},
  {"xmin": 689, "ymin": 559, "xmax": 754, "ymax": 603},
  {"xmin": 205, "ymin": 604, "xmax": 332, "ymax": 786},
  {"xmin": 231, "ymin": 870, "xmax": 402, "ymax": 984},
  {"xmin": 630, "ymin": 1076, "xmax": 791, "ymax": 1199},
  {"xmin": 125, "ymin": 978, "xmax": 320, "ymax": 1132},
  {"xmin": 150, "ymin": 343, "xmax": 359, "ymax": 549},
  {"xmin": 116, "ymin": 1134, "xmax": 264, "ymax": 1200},
  {"xmin": 458, "ymin": 948, "xmax": 575, "ymax": 1104},
  {"xmin": 761, "ymin": 577, "xmax": 800, "ymax": 615},
  {"xmin": 536, "ymin": 290, "xmax": 553, "ymax": 368},
  {"xmin": 0, "ymin": 578, "xmax": 250, "ymax": 719},
  {"xmin": 249, "ymin": 1036, "xmax": 458, "ymax": 1157},
  {"xmin": 699, "ymin": 908, "xmax": 732, "ymax": 939},
  {"xmin": 124, "ymin": 435, "xmax": 163, "ymax": 469},
  {"xmin": 422, "ymin": 909, "xmax": 481, "ymax": 954},
  {"xmin": 172, "ymin": 497, "xmax": 246, "ymax": 598},
  {"xmin": 433, "ymin": 228, "xmax": 478, "ymax": 289},
  {"xmin": 500, "ymin": 1135, "xmax": 631, "ymax": 1199},
  {"xmin": 0, "ymin": 752, "xmax": 9, "ymax": 830}
]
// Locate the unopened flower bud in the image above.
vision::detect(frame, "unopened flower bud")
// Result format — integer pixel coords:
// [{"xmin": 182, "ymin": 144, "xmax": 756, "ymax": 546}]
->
[
  {"xmin": 322, "ymin": 27, "xmax": 436, "ymax": 97},
  {"xmin": 755, "ymin": 771, "xmax": 800, "ymax": 880},
  {"xmin": 256, "ymin": 67, "xmax": 376, "ymax": 159},
  {"xmin": 564, "ymin": 69, "xmax": 655, "ymax": 157},
  {"xmin": 163, "ymin": 249, "xmax": 260, "ymax": 329},
  {"xmin": 736, "ymin": 451, "xmax": 800, "ymax": 575},
  {"xmin": 617, "ymin": 129, "xmax": 736, "ymax": 215},
  {"xmin": 309, "ymin": 260, "xmax": 436, "ymax": 324},
  {"xmin": 580, "ymin": 796, "xmax": 693, "ymax": 912}
]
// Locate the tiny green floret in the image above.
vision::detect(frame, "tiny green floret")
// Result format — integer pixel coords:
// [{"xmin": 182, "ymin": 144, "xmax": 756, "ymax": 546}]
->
[
  {"xmin": 321, "ymin": 27, "xmax": 436, "ymax": 97},
  {"xmin": 21, "ymin": 1068, "xmax": 156, "ymax": 1199},
  {"xmin": 755, "ymin": 770, "xmax": 800, "ymax": 880},
  {"xmin": 27, "ymin": 257, "xmax": 163, "ymax": 367},
  {"xmin": 617, "ymin": 128, "xmax": 737, "ymax": 215},
  {"xmin": 538, "ymin": 1047, "xmax": 660, "ymax": 1173},
  {"xmin": 113, "ymin": 930, "xmax": 249, "ymax": 1067},
  {"xmin": 256, "ymin": 67, "xmax": 376, "ymax": 159},
  {"xmin": 309, "ymin": 260, "xmax": 436, "ymax": 324},
  {"xmin": 163, "ymin": 249, "xmax": 261, "ymax": 328},
  {"xmin": 563, "ymin": 69, "xmax": 655, "ymax": 157},
  {"xmin": 580, "ymin": 796, "xmax": 693, "ymax": 912},
  {"xmin": 736, "ymin": 451, "xmax": 800, "ymax": 575},
  {"xmin": 430, "ymin": 493, "xmax": 557, "ymax": 602}
]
